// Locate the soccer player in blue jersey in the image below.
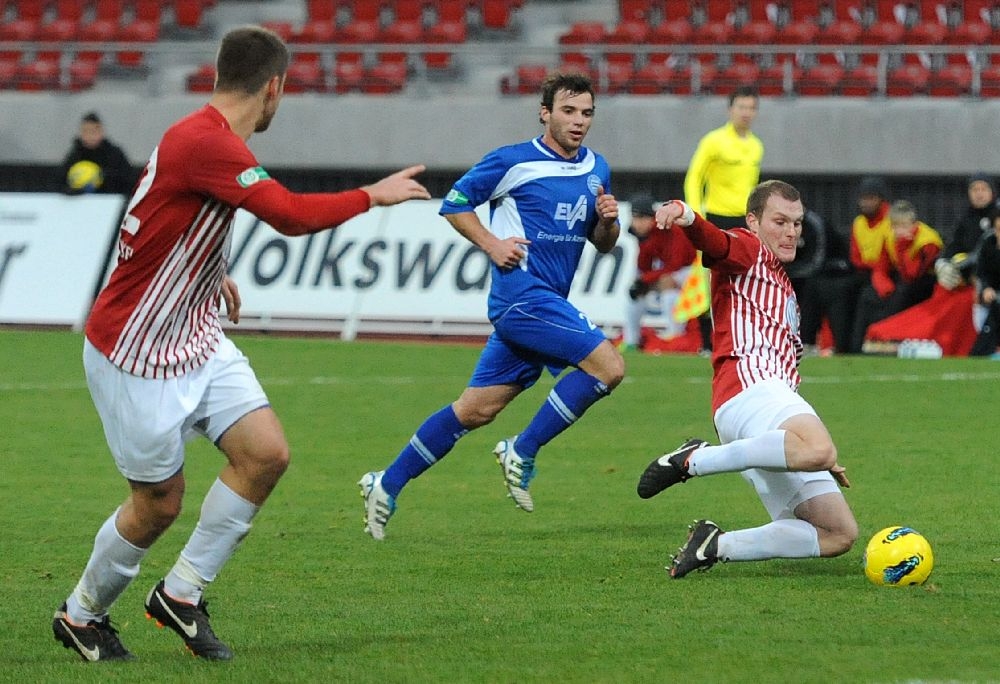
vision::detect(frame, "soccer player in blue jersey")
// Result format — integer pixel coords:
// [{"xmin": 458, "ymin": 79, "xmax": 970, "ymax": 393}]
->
[{"xmin": 358, "ymin": 73, "xmax": 624, "ymax": 539}]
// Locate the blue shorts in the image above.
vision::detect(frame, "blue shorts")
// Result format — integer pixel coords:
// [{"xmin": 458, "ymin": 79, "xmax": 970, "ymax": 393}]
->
[{"xmin": 469, "ymin": 298, "xmax": 608, "ymax": 389}]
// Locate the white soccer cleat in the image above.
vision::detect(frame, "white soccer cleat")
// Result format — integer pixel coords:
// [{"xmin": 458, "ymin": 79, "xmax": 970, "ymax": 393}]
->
[
  {"xmin": 494, "ymin": 437, "xmax": 535, "ymax": 513},
  {"xmin": 358, "ymin": 471, "xmax": 396, "ymax": 541}
]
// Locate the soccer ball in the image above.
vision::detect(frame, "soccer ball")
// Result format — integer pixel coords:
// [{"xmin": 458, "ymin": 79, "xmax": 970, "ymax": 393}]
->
[
  {"xmin": 67, "ymin": 160, "xmax": 104, "ymax": 192},
  {"xmin": 862, "ymin": 526, "xmax": 934, "ymax": 586}
]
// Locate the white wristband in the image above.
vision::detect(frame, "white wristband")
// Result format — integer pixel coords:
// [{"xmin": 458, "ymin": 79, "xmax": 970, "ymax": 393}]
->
[{"xmin": 671, "ymin": 200, "xmax": 695, "ymax": 227}]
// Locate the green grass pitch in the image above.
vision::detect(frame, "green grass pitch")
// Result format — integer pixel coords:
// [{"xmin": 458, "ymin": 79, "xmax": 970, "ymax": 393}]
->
[{"xmin": 1, "ymin": 329, "xmax": 998, "ymax": 683}]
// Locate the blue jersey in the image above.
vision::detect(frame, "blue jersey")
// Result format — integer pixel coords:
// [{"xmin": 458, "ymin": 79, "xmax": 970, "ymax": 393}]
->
[{"xmin": 440, "ymin": 136, "xmax": 613, "ymax": 320}]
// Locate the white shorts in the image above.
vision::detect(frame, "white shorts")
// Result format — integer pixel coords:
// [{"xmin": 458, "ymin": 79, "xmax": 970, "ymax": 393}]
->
[
  {"xmin": 714, "ymin": 378, "xmax": 838, "ymax": 521},
  {"xmin": 83, "ymin": 334, "xmax": 269, "ymax": 483}
]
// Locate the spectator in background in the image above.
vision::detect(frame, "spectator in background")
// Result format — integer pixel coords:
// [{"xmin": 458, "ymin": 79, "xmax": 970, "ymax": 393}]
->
[
  {"xmin": 970, "ymin": 207, "xmax": 1000, "ymax": 357},
  {"xmin": 788, "ymin": 211, "xmax": 856, "ymax": 355},
  {"xmin": 845, "ymin": 176, "xmax": 893, "ymax": 353},
  {"xmin": 61, "ymin": 112, "xmax": 137, "ymax": 195},
  {"xmin": 622, "ymin": 193, "xmax": 697, "ymax": 351},
  {"xmin": 851, "ymin": 200, "xmax": 942, "ymax": 353},
  {"xmin": 936, "ymin": 173, "xmax": 997, "ymax": 332}
]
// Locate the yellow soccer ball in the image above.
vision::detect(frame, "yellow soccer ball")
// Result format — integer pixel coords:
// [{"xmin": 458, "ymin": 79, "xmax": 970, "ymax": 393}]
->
[
  {"xmin": 67, "ymin": 160, "xmax": 104, "ymax": 192},
  {"xmin": 862, "ymin": 526, "xmax": 934, "ymax": 586}
]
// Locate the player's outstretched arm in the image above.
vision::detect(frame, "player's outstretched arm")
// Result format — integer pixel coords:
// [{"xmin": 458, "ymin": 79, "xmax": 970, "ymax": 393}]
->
[{"xmin": 362, "ymin": 164, "xmax": 431, "ymax": 207}]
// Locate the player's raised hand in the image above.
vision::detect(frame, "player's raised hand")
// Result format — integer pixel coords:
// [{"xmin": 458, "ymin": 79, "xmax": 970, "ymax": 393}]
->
[
  {"xmin": 655, "ymin": 200, "xmax": 694, "ymax": 230},
  {"xmin": 595, "ymin": 186, "xmax": 618, "ymax": 222},
  {"xmin": 363, "ymin": 165, "xmax": 432, "ymax": 206}
]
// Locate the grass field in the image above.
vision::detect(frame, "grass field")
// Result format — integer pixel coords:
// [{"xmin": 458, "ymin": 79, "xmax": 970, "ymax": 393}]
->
[{"xmin": 2, "ymin": 329, "xmax": 998, "ymax": 683}]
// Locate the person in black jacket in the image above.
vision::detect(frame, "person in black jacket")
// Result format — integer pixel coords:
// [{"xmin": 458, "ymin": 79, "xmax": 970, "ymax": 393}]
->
[
  {"xmin": 935, "ymin": 172, "xmax": 996, "ymax": 291},
  {"xmin": 970, "ymin": 207, "xmax": 1000, "ymax": 356},
  {"xmin": 60, "ymin": 112, "xmax": 137, "ymax": 195}
]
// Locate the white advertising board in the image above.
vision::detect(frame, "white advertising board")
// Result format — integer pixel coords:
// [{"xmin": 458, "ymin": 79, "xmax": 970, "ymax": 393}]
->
[
  {"xmin": 0, "ymin": 193, "xmax": 122, "ymax": 327},
  {"xmin": 226, "ymin": 201, "xmax": 641, "ymax": 337}
]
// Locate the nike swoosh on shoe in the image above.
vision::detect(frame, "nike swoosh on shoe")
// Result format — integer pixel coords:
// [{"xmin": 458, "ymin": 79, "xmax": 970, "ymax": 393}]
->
[
  {"xmin": 695, "ymin": 527, "xmax": 719, "ymax": 561},
  {"xmin": 158, "ymin": 596, "xmax": 199, "ymax": 638}
]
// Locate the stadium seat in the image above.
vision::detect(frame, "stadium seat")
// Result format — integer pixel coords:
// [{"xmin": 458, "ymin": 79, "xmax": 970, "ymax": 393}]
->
[
  {"xmin": 332, "ymin": 59, "xmax": 366, "ymax": 94},
  {"xmin": 859, "ymin": 0, "xmax": 906, "ymax": 44},
  {"xmin": 618, "ymin": 0, "xmax": 655, "ymax": 23},
  {"xmin": 837, "ymin": 51, "xmax": 880, "ymax": 96},
  {"xmin": 596, "ymin": 61, "xmax": 634, "ymax": 94},
  {"xmin": 480, "ymin": 0, "xmax": 522, "ymax": 31},
  {"xmin": 945, "ymin": 0, "xmax": 995, "ymax": 43},
  {"xmin": 305, "ymin": 0, "xmax": 337, "ymax": 23},
  {"xmin": 361, "ymin": 60, "xmax": 408, "ymax": 94},
  {"xmin": 731, "ymin": 0, "xmax": 777, "ymax": 44},
  {"xmin": 817, "ymin": 0, "xmax": 863, "ymax": 43},
  {"xmin": 885, "ymin": 52, "xmax": 931, "ymax": 95},
  {"xmin": 632, "ymin": 53, "xmax": 716, "ymax": 95},
  {"xmin": 0, "ymin": 58, "xmax": 18, "ymax": 89},
  {"xmin": 116, "ymin": 18, "xmax": 159, "ymax": 68},
  {"xmin": 294, "ymin": 18, "xmax": 339, "ymax": 43},
  {"xmin": 976, "ymin": 50, "xmax": 1000, "ymax": 96},
  {"xmin": 652, "ymin": 1, "xmax": 694, "ymax": 43},
  {"xmin": 340, "ymin": 0, "xmax": 381, "ymax": 43},
  {"xmin": 500, "ymin": 62, "xmax": 547, "ymax": 95},
  {"xmin": 16, "ymin": 58, "xmax": 61, "ymax": 91},
  {"xmin": 185, "ymin": 62, "xmax": 215, "ymax": 92},
  {"xmin": 382, "ymin": 0, "xmax": 425, "ymax": 44},
  {"xmin": 798, "ymin": 52, "xmax": 845, "ymax": 95},
  {"xmin": 67, "ymin": 56, "xmax": 99, "ymax": 91},
  {"xmin": 691, "ymin": 0, "xmax": 734, "ymax": 45},
  {"xmin": 79, "ymin": 0, "xmax": 123, "ymax": 62},
  {"xmin": 604, "ymin": 21, "xmax": 650, "ymax": 67},
  {"xmin": 756, "ymin": 53, "xmax": 801, "ymax": 95},
  {"xmin": 284, "ymin": 58, "xmax": 327, "ymax": 93},
  {"xmin": 423, "ymin": 0, "xmax": 467, "ymax": 71},
  {"xmin": 777, "ymin": 0, "xmax": 822, "ymax": 44},
  {"xmin": 173, "ymin": 0, "xmax": 209, "ymax": 29},
  {"xmin": 926, "ymin": 53, "xmax": 973, "ymax": 96},
  {"xmin": 704, "ymin": 54, "xmax": 761, "ymax": 94}
]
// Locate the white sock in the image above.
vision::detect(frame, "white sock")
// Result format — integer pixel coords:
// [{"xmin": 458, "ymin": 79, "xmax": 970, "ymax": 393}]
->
[
  {"xmin": 164, "ymin": 478, "xmax": 258, "ymax": 604},
  {"xmin": 67, "ymin": 509, "xmax": 146, "ymax": 623},
  {"xmin": 717, "ymin": 519, "xmax": 820, "ymax": 562},
  {"xmin": 688, "ymin": 430, "xmax": 787, "ymax": 476}
]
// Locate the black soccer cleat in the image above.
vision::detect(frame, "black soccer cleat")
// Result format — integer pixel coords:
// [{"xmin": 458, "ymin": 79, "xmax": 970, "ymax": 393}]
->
[
  {"xmin": 636, "ymin": 438, "xmax": 709, "ymax": 499},
  {"xmin": 669, "ymin": 519, "xmax": 723, "ymax": 579},
  {"xmin": 53, "ymin": 603, "xmax": 135, "ymax": 662},
  {"xmin": 145, "ymin": 580, "xmax": 234, "ymax": 660}
]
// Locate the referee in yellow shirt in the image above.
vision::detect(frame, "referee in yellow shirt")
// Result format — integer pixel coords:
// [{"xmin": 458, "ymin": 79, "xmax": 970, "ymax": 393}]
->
[{"xmin": 683, "ymin": 86, "xmax": 763, "ymax": 229}]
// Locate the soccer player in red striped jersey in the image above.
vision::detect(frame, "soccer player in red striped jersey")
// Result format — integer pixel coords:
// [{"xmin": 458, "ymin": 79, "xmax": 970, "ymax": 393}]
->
[
  {"xmin": 53, "ymin": 25, "xmax": 430, "ymax": 662},
  {"xmin": 636, "ymin": 180, "xmax": 858, "ymax": 579}
]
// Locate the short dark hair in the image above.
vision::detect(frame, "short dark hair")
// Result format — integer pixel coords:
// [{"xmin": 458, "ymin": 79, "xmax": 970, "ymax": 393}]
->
[
  {"xmin": 747, "ymin": 180, "xmax": 801, "ymax": 217},
  {"xmin": 540, "ymin": 72, "xmax": 595, "ymax": 119},
  {"xmin": 82, "ymin": 111, "xmax": 101, "ymax": 124},
  {"xmin": 215, "ymin": 25, "xmax": 289, "ymax": 95},
  {"xmin": 729, "ymin": 86, "xmax": 759, "ymax": 107}
]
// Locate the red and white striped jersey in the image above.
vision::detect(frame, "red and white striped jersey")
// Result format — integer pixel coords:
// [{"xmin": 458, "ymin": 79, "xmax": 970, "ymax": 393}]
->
[
  {"xmin": 85, "ymin": 105, "xmax": 275, "ymax": 379},
  {"xmin": 704, "ymin": 227, "xmax": 803, "ymax": 413}
]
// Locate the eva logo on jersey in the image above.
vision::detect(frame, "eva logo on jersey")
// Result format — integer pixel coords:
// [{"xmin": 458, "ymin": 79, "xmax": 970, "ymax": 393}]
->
[{"xmin": 555, "ymin": 195, "xmax": 588, "ymax": 232}]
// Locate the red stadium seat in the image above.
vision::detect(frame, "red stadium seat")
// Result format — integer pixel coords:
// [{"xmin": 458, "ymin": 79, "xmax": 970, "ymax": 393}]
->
[
  {"xmin": 362, "ymin": 61, "xmax": 408, "ymax": 94},
  {"xmin": 16, "ymin": 58, "xmax": 61, "ymax": 91},
  {"xmin": 704, "ymin": 56, "xmax": 761, "ymax": 95},
  {"xmin": 284, "ymin": 58, "xmax": 327, "ymax": 93},
  {"xmin": 653, "ymin": 1, "xmax": 695, "ymax": 43},
  {"xmin": 332, "ymin": 60, "xmax": 366, "ymax": 94},
  {"xmin": 797, "ymin": 52, "xmax": 845, "ymax": 95},
  {"xmin": 618, "ymin": 0, "xmax": 655, "ymax": 22},
  {"xmin": 305, "ymin": 0, "xmax": 337, "ymax": 23},
  {"xmin": 186, "ymin": 63, "xmax": 215, "ymax": 92},
  {"xmin": 173, "ymin": 0, "xmax": 208, "ymax": 29},
  {"xmin": 424, "ymin": 0, "xmax": 467, "ymax": 70},
  {"xmin": 341, "ymin": 0, "xmax": 381, "ymax": 43},
  {"xmin": 67, "ymin": 56, "xmax": 100, "ymax": 91},
  {"xmin": 294, "ymin": 18, "xmax": 338, "ymax": 44},
  {"xmin": 500, "ymin": 62, "xmax": 548, "ymax": 95},
  {"xmin": 731, "ymin": 0, "xmax": 777, "ymax": 44},
  {"xmin": 976, "ymin": 50, "xmax": 1000, "ymax": 96},
  {"xmin": 480, "ymin": 0, "xmax": 521, "ymax": 31},
  {"xmin": 604, "ymin": 21, "xmax": 649, "ymax": 67},
  {"xmin": 116, "ymin": 18, "xmax": 159, "ymax": 68},
  {"xmin": 860, "ymin": 0, "xmax": 906, "ymax": 44},
  {"xmin": 945, "ymin": 0, "xmax": 994, "ymax": 43},
  {"xmin": 756, "ymin": 53, "xmax": 801, "ymax": 95},
  {"xmin": 0, "ymin": 58, "xmax": 19, "ymax": 89},
  {"xmin": 779, "ymin": 0, "xmax": 822, "ymax": 45},
  {"xmin": 596, "ymin": 61, "xmax": 634, "ymax": 94},
  {"xmin": 885, "ymin": 52, "xmax": 931, "ymax": 95},
  {"xmin": 692, "ymin": 0, "xmax": 734, "ymax": 44},
  {"xmin": 926, "ymin": 54, "xmax": 973, "ymax": 96},
  {"xmin": 818, "ymin": 0, "xmax": 863, "ymax": 43}
]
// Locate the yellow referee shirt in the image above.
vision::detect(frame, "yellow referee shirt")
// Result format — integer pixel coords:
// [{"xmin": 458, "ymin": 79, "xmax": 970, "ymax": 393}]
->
[{"xmin": 684, "ymin": 122, "xmax": 764, "ymax": 218}]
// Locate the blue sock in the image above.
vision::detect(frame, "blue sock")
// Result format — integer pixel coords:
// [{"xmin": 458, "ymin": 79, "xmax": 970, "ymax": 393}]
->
[
  {"xmin": 515, "ymin": 370, "xmax": 610, "ymax": 459},
  {"xmin": 381, "ymin": 405, "xmax": 468, "ymax": 498}
]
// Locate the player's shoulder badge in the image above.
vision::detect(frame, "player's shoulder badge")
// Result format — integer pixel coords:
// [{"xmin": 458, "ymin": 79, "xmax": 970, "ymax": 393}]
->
[
  {"xmin": 445, "ymin": 188, "xmax": 470, "ymax": 205},
  {"xmin": 237, "ymin": 166, "xmax": 270, "ymax": 188}
]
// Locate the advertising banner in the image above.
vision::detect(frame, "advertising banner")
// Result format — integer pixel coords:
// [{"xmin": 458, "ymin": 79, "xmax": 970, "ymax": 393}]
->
[{"xmin": 0, "ymin": 193, "xmax": 122, "ymax": 327}]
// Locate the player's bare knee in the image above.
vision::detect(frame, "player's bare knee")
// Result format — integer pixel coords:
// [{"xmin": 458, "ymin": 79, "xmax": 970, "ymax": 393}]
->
[{"xmin": 801, "ymin": 440, "xmax": 837, "ymax": 471}]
